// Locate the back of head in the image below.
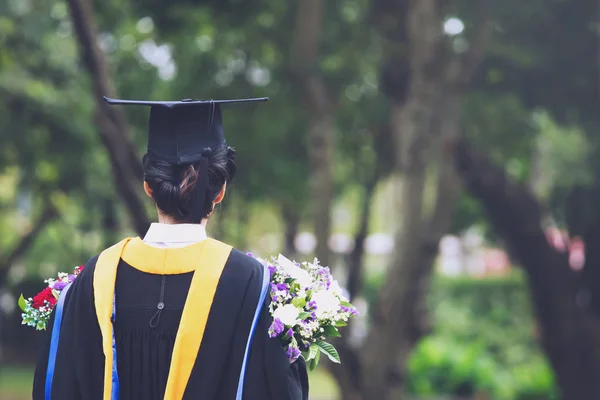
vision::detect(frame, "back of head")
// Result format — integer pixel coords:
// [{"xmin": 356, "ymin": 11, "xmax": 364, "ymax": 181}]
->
[
  {"xmin": 103, "ymin": 95, "xmax": 267, "ymax": 223},
  {"xmin": 142, "ymin": 144, "xmax": 237, "ymax": 223}
]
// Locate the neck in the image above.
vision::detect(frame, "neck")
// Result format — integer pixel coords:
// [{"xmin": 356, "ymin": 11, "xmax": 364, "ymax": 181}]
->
[{"xmin": 157, "ymin": 213, "xmax": 209, "ymax": 227}]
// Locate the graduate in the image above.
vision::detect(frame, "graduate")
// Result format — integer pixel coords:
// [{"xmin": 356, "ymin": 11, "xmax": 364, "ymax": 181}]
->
[{"xmin": 32, "ymin": 96, "xmax": 309, "ymax": 400}]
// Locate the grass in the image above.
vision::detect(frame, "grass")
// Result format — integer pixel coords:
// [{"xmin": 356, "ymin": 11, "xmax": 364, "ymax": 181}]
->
[
  {"xmin": 0, "ymin": 365, "xmax": 339, "ymax": 400},
  {"xmin": 0, "ymin": 366, "xmax": 33, "ymax": 400}
]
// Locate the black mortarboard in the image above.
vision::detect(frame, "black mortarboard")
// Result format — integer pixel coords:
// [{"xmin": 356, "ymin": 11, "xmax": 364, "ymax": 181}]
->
[{"xmin": 103, "ymin": 96, "xmax": 268, "ymax": 223}]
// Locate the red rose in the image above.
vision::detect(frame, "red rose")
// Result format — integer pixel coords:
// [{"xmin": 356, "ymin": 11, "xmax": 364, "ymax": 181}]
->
[{"xmin": 32, "ymin": 287, "xmax": 57, "ymax": 309}]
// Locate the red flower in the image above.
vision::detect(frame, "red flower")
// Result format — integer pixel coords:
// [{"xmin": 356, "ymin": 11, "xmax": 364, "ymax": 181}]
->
[
  {"xmin": 32, "ymin": 287, "xmax": 57, "ymax": 309},
  {"xmin": 76, "ymin": 265, "xmax": 84, "ymax": 274}
]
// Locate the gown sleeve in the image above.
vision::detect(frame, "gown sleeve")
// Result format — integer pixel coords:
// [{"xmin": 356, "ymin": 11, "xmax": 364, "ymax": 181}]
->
[
  {"xmin": 32, "ymin": 255, "xmax": 104, "ymax": 400},
  {"xmin": 243, "ymin": 295, "xmax": 310, "ymax": 400}
]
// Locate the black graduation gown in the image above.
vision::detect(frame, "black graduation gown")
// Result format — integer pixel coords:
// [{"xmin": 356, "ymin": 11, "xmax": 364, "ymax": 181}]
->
[{"xmin": 32, "ymin": 243, "xmax": 309, "ymax": 400}]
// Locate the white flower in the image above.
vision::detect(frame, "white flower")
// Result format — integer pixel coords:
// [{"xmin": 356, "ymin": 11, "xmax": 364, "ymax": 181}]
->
[
  {"xmin": 311, "ymin": 289, "xmax": 341, "ymax": 319},
  {"xmin": 329, "ymin": 280, "xmax": 344, "ymax": 297},
  {"xmin": 273, "ymin": 304, "xmax": 300, "ymax": 326},
  {"xmin": 277, "ymin": 254, "xmax": 313, "ymax": 288}
]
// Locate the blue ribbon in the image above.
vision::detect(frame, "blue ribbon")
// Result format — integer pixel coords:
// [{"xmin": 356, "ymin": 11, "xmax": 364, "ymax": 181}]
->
[
  {"xmin": 44, "ymin": 282, "xmax": 73, "ymax": 400},
  {"xmin": 236, "ymin": 263, "xmax": 270, "ymax": 400},
  {"xmin": 111, "ymin": 292, "xmax": 120, "ymax": 400}
]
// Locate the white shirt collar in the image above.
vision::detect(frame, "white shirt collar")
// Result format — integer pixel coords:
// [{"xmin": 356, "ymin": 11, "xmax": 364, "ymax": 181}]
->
[{"xmin": 143, "ymin": 223, "xmax": 208, "ymax": 248}]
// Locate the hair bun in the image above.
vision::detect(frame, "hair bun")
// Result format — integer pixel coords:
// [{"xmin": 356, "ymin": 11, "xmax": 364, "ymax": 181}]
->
[
  {"xmin": 143, "ymin": 145, "xmax": 236, "ymax": 223},
  {"xmin": 201, "ymin": 147, "xmax": 212, "ymax": 158}
]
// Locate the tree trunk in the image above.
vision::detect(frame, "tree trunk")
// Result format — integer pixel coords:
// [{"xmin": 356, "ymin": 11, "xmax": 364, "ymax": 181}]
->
[
  {"xmin": 361, "ymin": 0, "xmax": 446, "ymax": 395},
  {"xmin": 346, "ymin": 178, "xmax": 378, "ymax": 301},
  {"xmin": 454, "ymin": 140, "xmax": 600, "ymax": 399},
  {"xmin": 281, "ymin": 204, "xmax": 300, "ymax": 257},
  {"xmin": 290, "ymin": 0, "xmax": 335, "ymax": 268},
  {"xmin": 67, "ymin": 0, "xmax": 151, "ymax": 236},
  {"xmin": 353, "ymin": 1, "xmax": 492, "ymax": 398}
]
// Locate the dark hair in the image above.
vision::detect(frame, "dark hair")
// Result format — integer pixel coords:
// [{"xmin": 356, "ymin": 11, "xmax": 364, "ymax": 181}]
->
[{"xmin": 142, "ymin": 145, "xmax": 237, "ymax": 222}]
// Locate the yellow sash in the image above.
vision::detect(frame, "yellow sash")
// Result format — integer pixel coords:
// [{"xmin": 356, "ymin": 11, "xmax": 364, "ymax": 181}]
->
[{"xmin": 94, "ymin": 237, "xmax": 233, "ymax": 400}]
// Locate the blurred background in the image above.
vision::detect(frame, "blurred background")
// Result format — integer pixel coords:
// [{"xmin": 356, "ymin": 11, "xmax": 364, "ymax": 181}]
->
[{"xmin": 1, "ymin": 0, "xmax": 599, "ymax": 399}]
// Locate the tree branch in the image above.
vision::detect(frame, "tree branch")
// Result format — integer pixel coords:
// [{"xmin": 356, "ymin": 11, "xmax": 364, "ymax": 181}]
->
[
  {"xmin": 454, "ymin": 139, "xmax": 600, "ymax": 399},
  {"xmin": 443, "ymin": 0, "xmax": 493, "ymax": 90},
  {"xmin": 67, "ymin": 0, "xmax": 150, "ymax": 235},
  {"xmin": 453, "ymin": 139, "xmax": 559, "ymax": 276},
  {"xmin": 457, "ymin": 2, "xmax": 493, "ymax": 87}
]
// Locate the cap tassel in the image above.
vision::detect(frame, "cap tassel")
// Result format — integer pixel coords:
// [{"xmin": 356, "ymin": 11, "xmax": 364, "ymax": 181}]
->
[
  {"xmin": 188, "ymin": 100, "xmax": 215, "ymax": 224},
  {"xmin": 188, "ymin": 153, "xmax": 210, "ymax": 224}
]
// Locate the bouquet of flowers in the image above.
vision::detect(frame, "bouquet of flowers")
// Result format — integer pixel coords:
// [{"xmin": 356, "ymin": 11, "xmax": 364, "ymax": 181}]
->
[
  {"xmin": 260, "ymin": 254, "xmax": 358, "ymax": 370},
  {"xmin": 18, "ymin": 265, "xmax": 84, "ymax": 330},
  {"xmin": 20, "ymin": 254, "xmax": 358, "ymax": 369}
]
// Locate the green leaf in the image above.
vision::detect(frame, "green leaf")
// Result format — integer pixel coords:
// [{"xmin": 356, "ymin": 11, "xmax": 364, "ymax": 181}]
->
[
  {"xmin": 308, "ymin": 348, "xmax": 321, "ymax": 371},
  {"xmin": 305, "ymin": 343, "xmax": 319, "ymax": 361},
  {"xmin": 335, "ymin": 320, "xmax": 348, "ymax": 327},
  {"xmin": 340, "ymin": 300, "xmax": 353, "ymax": 308},
  {"xmin": 18, "ymin": 294, "xmax": 27, "ymax": 312},
  {"xmin": 315, "ymin": 341, "xmax": 341, "ymax": 364},
  {"xmin": 298, "ymin": 312, "xmax": 312, "ymax": 320},
  {"xmin": 322, "ymin": 325, "xmax": 342, "ymax": 338},
  {"xmin": 291, "ymin": 297, "xmax": 306, "ymax": 308}
]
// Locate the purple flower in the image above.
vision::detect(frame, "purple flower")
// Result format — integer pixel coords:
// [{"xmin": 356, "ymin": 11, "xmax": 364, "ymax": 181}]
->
[
  {"xmin": 286, "ymin": 328, "xmax": 294, "ymax": 338},
  {"xmin": 268, "ymin": 318, "xmax": 285, "ymax": 338},
  {"xmin": 268, "ymin": 265, "xmax": 276, "ymax": 277},
  {"xmin": 286, "ymin": 345, "xmax": 301, "ymax": 360},
  {"xmin": 270, "ymin": 282, "xmax": 288, "ymax": 299},
  {"xmin": 51, "ymin": 281, "xmax": 68, "ymax": 291},
  {"xmin": 307, "ymin": 301, "xmax": 317, "ymax": 310},
  {"xmin": 247, "ymin": 252, "xmax": 254, "ymax": 257},
  {"xmin": 341, "ymin": 305, "xmax": 359, "ymax": 316}
]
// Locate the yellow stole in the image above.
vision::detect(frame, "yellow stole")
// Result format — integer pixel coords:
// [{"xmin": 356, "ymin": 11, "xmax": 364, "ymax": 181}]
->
[{"xmin": 93, "ymin": 237, "xmax": 232, "ymax": 400}]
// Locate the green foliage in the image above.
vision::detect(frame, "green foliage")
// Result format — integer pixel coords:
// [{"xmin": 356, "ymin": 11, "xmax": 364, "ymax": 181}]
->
[
  {"xmin": 409, "ymin": 274, "xmax": 558, "ymax": 399},
  {"xmin": 4, "ymin": 0, "xmax": 595, "ymax": 272},
  {"xmin": 406, "ymin": 336, "xmax": 558, "ymax": 400},
  {"xmin": 406, "ymin": 336, "xmax": 498, "ymax": 397},
  {"xmin": 306, "ymin": 347, "xmax": 321, "ymax": 372},
  {"xmin": 364, "ymin": 272, "xmax": 558, "ymax": 398}
]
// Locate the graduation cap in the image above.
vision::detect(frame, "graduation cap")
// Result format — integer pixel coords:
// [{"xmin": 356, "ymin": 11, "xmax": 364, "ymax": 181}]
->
[{"xmin": 104, "ymin": 95, "xmax": 268, "ymax": 223}]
